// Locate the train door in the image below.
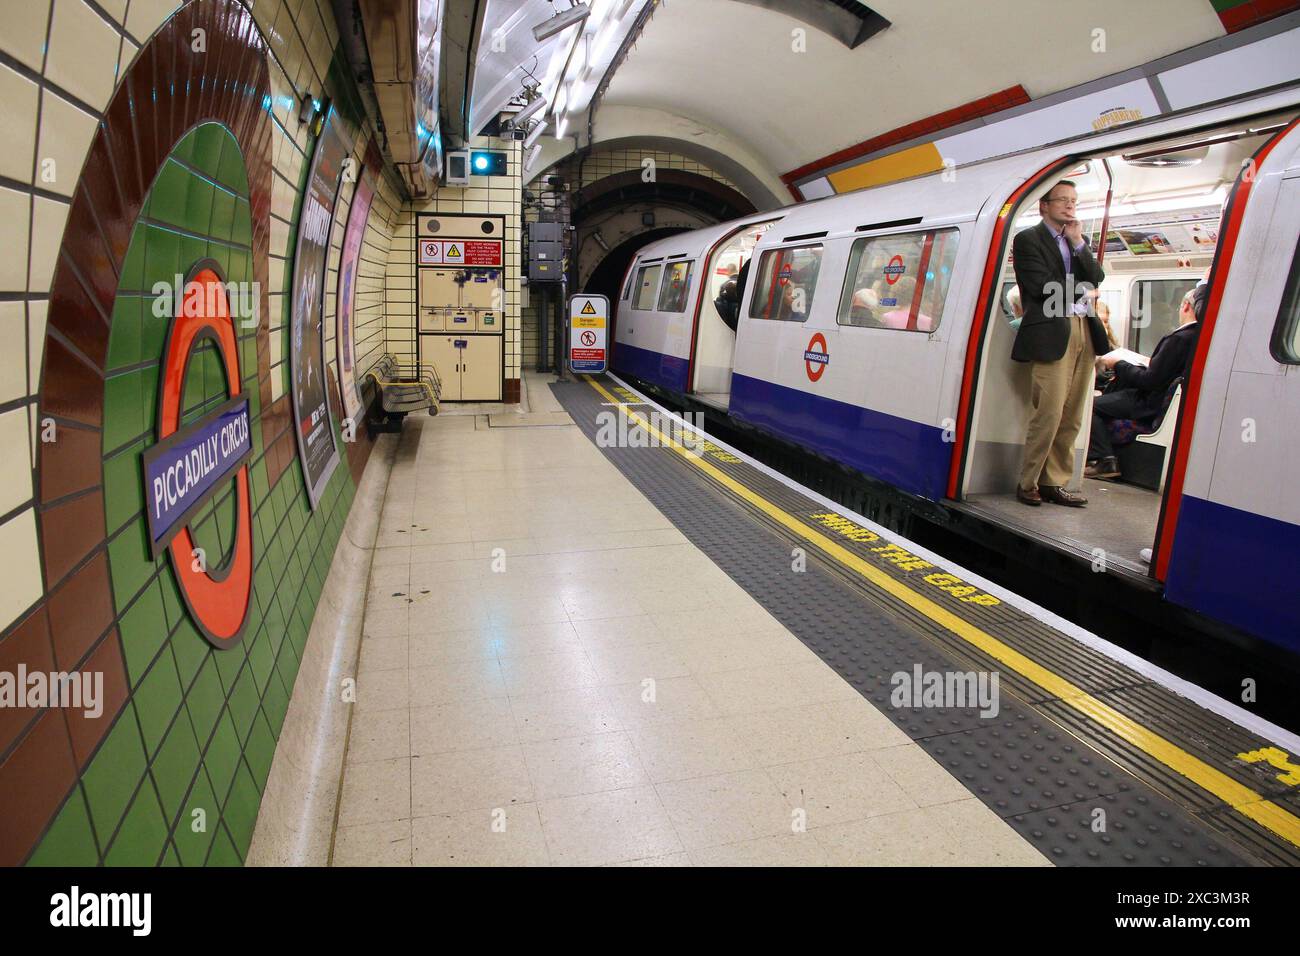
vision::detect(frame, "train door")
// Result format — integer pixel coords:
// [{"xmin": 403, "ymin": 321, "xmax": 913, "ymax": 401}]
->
[
  {"xmin": 953, "ymin": 114, "xmax": 1290, "ymax": 575},
  {"xmin": 1155, "ymin": 118, "xmax": 1300, "ymax": 643},
  {"xmin": 688, "ymin": 218, "xmax": 780, "ymax": 409}
]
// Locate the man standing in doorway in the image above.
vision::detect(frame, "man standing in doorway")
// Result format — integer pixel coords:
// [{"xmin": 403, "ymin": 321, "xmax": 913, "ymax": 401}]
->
[{"xmin": 1011, "ymin": 180, "xmax": 1110, "ymax": 507}]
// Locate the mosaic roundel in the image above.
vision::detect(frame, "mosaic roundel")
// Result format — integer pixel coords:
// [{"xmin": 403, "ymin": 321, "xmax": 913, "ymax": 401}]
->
[{"xmin": 102, "ymin": 122, "xmax": 260, "ymax": 649}]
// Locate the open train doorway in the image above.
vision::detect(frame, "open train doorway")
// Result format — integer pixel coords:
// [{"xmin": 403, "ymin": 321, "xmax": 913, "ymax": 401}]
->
[
  {"xmin": 958, "ymin": 114, "xmax": 1291, "ymax": 576},
  {"xmin": 689, "ymin": 218, "xmax": 780, "ymax": 409}
]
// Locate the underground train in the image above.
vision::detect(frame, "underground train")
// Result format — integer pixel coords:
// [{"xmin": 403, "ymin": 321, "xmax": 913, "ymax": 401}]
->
[{"xmin": 610, "ymin": 87, "xmax": 1300, "ymax": 658}]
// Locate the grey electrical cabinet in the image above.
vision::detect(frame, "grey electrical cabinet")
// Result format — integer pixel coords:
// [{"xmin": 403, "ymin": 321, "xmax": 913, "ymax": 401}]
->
[{"xmin": 528, "ymin": 222, "xmax": 563, "ymax": 243}]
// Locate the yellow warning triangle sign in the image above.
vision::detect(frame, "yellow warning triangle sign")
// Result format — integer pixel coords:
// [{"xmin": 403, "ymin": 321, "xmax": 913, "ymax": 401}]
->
[
  {"xmin": 446, "ymin": 244, "xmax": 462, "ymax": 258},
  {"xmin": 581, "ymin": 301, "xmax": 597, "ymax": 314}
]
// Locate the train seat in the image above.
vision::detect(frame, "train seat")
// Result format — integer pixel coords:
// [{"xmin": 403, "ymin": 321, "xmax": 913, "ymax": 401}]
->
[{"xmin": 1111, "ymin": 384, "xmax": 1181, "ymax": 493}]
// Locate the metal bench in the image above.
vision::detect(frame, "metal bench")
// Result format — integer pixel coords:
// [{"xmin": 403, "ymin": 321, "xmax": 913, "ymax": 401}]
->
[{"xmin": 364, "ymin": 354, "xmax": 441, "ymax": 420}]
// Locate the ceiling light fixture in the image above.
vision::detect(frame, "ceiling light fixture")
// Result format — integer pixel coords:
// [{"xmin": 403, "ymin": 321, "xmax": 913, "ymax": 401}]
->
[
  {"xmin": 524, "ymin": 119, "xmax": 549, "ymax": 150},
  {"xmin": 532, "ymin": 2, "xmax": 591, "ymax": 42},
  {"xmin": 512, "ymin": 95, "xmax": 547, "ymax": 127}
]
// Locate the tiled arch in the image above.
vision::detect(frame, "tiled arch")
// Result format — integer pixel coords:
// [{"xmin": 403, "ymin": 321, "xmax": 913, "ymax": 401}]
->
[{"xmin": 2, "ymin": 0, "xmax": 273, "ymax": 866}]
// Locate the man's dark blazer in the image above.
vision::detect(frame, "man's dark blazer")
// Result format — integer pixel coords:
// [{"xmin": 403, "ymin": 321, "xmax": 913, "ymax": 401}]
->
[{"xmin": 1010, "ymin": 221, "xmax": 1109, "ymax": 363}]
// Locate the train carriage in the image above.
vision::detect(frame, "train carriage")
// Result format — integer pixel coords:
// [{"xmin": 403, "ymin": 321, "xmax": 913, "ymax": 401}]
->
[{"xmin": 611, "ymin": 86, "xmax": 1300, "ymax": 657}]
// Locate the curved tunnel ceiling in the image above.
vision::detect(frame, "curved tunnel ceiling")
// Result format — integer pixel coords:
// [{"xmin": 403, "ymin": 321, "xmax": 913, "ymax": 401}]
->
[
  {"xmin": 484, "ymin": 0, "xmax": 1236, "ymax": 203},
  {"xmin": 600, "ymin": 0, "xmax": 1225, "ymax": 177}
]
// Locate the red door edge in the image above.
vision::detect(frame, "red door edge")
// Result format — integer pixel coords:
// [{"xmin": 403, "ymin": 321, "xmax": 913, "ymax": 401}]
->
[
  {"xmin": 1152, "ymin": 115, "xmax": 1300, "ymax": 581},
  {"xmin": 611, "ymin": 257, "xmax": 639, "ymax": 368},
  {"xmin": 946, "ymin": 158, "xmax": 1075, "ymax": 500},
  {"xmin": 686, "ymin": 221, "xmax": 770, "ymax": 393}
]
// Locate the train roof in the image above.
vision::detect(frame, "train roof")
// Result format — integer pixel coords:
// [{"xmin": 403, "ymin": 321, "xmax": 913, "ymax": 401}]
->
[{"xmin": 629, "ymin": 83, "xmax": 1300, "ymax": 262}]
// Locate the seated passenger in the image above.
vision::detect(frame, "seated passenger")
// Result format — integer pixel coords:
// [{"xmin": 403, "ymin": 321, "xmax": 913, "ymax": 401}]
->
[
  {"xmin": 715, "ymin": 276, "xmax": 740, "ymax": 332},
  {"xmin": 847, "ymin": 287, "xmax": 879, "ymax": 326},
  {"xmin": 1006, "ymin": 285, "xmax": 1023, "ymax": 330},
  {"xmin": 1095, "ymin": 299, "xmax": 1119, "ymax": 351},
  {"xmin": 773, "ymin": 258, "xmax": 818, "ymax": 321},
  {"xmin": 1084, "ymin": 285, "xmax": 1205, "ymax": 480},
  {"xmin": 713, "ymin": 259, "xmax": 750, "ymax": 333},
  {"xmin": 874, "ymin": 276, "xmax": 935, "ymax": 332},
  {"xmin": 1091, "ymin": 299, "xmax": 1120, "ymax": 392}
]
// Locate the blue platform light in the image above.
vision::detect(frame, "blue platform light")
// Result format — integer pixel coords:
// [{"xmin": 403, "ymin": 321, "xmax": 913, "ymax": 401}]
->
[{"xmin": 469, "ymin": 150, "xmax": 507, "ymax": 176}]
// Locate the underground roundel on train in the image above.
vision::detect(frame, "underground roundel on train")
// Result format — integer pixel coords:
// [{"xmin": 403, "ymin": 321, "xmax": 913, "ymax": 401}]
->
[{"xmin": 805, "ymin": 333, "xmax": 829, "ymax": 382}]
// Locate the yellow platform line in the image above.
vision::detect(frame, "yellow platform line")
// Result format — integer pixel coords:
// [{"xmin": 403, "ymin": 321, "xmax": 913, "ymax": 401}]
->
[{"xmin": 583, "ymin": 375, "xmax": 1300, "ymax": 849}]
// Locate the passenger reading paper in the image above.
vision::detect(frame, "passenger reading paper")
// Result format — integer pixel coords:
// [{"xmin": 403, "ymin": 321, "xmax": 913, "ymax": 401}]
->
[{"xmin": 1085, "ymin": 284, "xmax": 1205, "ymax": 481}]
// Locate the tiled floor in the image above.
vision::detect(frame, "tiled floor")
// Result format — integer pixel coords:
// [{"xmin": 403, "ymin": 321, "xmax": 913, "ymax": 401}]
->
[{"xmin": 329, "ymin": 375, "xmax": 1049, "ymax": 867}]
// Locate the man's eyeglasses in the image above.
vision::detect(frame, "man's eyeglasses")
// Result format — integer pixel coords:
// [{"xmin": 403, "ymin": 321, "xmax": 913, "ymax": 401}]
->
[{"xmin": 1044, "ymin": 196, "xmax": 1078, "ymax": 205}]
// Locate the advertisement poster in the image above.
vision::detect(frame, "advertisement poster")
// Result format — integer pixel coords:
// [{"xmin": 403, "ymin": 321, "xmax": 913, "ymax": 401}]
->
[
  {"xmin": 336, "ymin": 139, "xmax": 382, "ymax": 427},
  {"xmin": 290, "ymin": 106, "xmax": 351, "ymax": 509}
]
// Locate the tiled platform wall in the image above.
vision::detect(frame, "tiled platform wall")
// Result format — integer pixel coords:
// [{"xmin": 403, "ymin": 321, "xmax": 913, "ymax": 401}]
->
[
  {"xmin": 0, "ymin": 0, "xmax": 401, "ymax": 866},
  {"xmin": 385, "ymin": 137, "xmax": 524, "ymax": 399}
]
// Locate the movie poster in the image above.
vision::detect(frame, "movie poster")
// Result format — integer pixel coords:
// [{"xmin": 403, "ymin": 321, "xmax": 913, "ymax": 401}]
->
[
  {"xmin": 335, "ymin": 139, "xmax": 382, "ymax": 427},
  {"xmin": 290, "ymin": 106, "xmax": 351, "ymax": 509}
]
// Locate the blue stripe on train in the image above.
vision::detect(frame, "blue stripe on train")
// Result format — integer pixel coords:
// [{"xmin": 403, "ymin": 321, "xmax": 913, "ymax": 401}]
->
[
  {"xmin": 611, "ymin": 341, "xmax": 690, "ymax": 394},
  {"xmin": 1165, "ymin": 494, "xmax": 1300, "ymax": 655},
  {"xmin": 729, "ymin": 372, "xmax": 951, "ymax": 501}
]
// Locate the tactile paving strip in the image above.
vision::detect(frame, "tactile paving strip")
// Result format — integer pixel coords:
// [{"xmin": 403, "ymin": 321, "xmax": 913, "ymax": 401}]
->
[
  {"xmin": 550, "ymin": 378, "xmax": 1293, "ymax": 865},
  {"xmin": 1012, "ymin": 794, "xmax": 1240, "ymax": 867}
]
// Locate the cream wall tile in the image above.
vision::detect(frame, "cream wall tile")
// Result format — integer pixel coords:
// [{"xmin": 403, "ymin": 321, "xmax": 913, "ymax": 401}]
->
[
  {"xmin": 36, "ymin": 90, "xmax": 99, "ymax": 198},
  {"xmin": 0, "ymin": 187, "xmax": 31, "ymax": 293},
  {"xmin": 0, "ymin": 508, "xmax": 42, "ymax": 631},
  {"xmin": 28, "ymin": 300, "xmax": 47, "ymax": 401},
  {"xmin": 0, "ymin": 408, "xmax": 33, "ymax": 515},
  {"xmin": 0, "ymin": 304, "xmax": 27, "ymax": 403},
  {"xmin": 28, "ymin": 407, "xmax": 37, "ymax": 471},
  {"xmin": 45, "ymin": 0, "xmax": 121, "ymax": 111},
  {"xmin": 250, "ymin": 0, "xmax": 283, "ymax": 49},
  {"xmin": 270, "ymin": 215, "xmax": 290, "ymax": 258},
  {"xmin": 269, "ymin": 321, "xmax": 284, "ymax": 367},
  {"xmin": 116, "ymin": 37, "xmax": 139, "ymax": 83},
  {"xmin": 28, "ymin": 196, "xmax": 71, "ymax": 294},
  {"xmin": 124, "ymin": 0, "xmax": 182, "ymax": 43},
  {"xmin": 0, "ymin": 64, "xmax": 39, "ymax": 184},
  {"xmin": 0, "ymin": 0, "xmax": 51, "ymax": 73},
  {"xmin": 98, "ymin": 0, "xmax": 128, "ymax": 24}
]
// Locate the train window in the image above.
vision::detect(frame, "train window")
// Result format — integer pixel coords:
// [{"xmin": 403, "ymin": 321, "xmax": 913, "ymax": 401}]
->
[
  {"xmin": 621, "ymin": 266, "xmax": 636, "ymax": 301},
  {"xmin": 1129, "ymin": 278, "xmax": 1198, "ymax": 354},
  {"xmin": 632, "ymin": 264, "xmax": 663, "ymax": 311},
  {"xmin": 837, "ymin": 228, "xmax": 960, "ymax": 332},
  {"xmin": 1271, "ymin": 235, "xmax": 1300, "ymax": 364},
  {"xmin": 748, "ymin": 245, "xmax": 823, "ymax": 322},
  {"xmin": 657, "ymin": 260, "xmax": 694, "ymax": 313}
]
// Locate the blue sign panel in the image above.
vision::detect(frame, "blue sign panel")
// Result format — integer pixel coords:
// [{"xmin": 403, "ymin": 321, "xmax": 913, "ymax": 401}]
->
[{"xmin": 140, "ymin": 396, "xmax": 252, "ymax": 558}]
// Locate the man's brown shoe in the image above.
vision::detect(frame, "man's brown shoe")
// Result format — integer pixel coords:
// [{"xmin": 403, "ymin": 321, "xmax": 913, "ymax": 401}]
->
[
  {"xmin": 1016, "ymin": 487, "xmax": 1042, "ymax": 506},
  {"xmin": 1040, "ymin": 485, "xmax": 1087, "ymax": 507}
]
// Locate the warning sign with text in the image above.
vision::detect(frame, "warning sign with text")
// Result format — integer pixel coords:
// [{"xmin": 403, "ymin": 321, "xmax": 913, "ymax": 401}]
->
[
  {"xmin": 568, "ymin": 294, "xmax": 609, "ymax": 374},
  {"xmin": 419, "ymin": 239, "xmax": 503, "ymax": 266}
]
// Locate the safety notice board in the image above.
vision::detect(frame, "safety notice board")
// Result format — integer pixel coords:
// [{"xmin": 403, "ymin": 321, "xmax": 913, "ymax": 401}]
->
[{"xmin": 568, "ymin": 294, "xmax": 609, "ymax": 374}]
